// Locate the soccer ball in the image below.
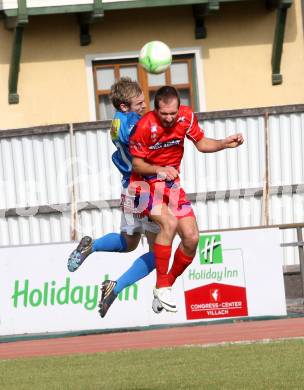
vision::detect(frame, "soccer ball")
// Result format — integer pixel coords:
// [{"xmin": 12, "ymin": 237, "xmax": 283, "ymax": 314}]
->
[{"xmin": 139, "ymin": 41, "xmax": 172, "ymax": 74}]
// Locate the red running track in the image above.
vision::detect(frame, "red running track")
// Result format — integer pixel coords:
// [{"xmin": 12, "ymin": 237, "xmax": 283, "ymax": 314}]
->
[{"xmin": 0, "ymin": 317, "xmax": 304, "ymax": 360}]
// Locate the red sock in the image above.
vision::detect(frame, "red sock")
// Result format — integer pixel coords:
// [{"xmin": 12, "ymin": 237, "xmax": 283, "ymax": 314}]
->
[
  {"xmin": 168, "ymin": 246, "xmax": 194, "ymax": 286},
  {"xmin": 154, "ymin": 243, "xmax": 172, "ymax": 288}
]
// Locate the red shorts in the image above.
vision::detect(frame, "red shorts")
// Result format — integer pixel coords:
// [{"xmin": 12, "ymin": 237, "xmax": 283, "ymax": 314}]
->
[{"xmin": 130, "ymin": 178, "xmax": 195, "ymax": 219}]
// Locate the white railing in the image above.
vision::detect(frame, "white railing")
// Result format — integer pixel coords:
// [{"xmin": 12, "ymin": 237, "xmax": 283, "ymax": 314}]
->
[{"xmin": 0, "ymin": 104, "xmax": 303, "ymax": 267}]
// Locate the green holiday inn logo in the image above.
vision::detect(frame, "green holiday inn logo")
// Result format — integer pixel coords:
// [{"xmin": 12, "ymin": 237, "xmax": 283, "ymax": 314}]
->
[
  {"xmin": 199, "ymin": 234, "xmax": 223, "ymax": 264},
  {"xmin": 11, "ymin": 275, "xmax": 138, "ymax": 311},
  {"xmin": 188, "ymin": 234, "xmax": 239, "ymax": 281}
]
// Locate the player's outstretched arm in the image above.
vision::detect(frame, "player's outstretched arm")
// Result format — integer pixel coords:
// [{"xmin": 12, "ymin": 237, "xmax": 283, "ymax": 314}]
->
[{"xmin": 195, "ymin": 133, "xmax": 244, "ymax": 153}]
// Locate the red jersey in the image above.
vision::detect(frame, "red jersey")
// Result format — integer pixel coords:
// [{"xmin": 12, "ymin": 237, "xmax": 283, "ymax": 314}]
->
[{"xmin": 129, "ymin": 105, "xmax": 204, "ymax": 170}]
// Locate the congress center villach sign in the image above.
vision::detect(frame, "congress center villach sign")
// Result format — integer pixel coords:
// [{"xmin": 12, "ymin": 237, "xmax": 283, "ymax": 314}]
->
[{"xmin": 182, "ymin": 228, "xmax": 286, "ymax": 320}]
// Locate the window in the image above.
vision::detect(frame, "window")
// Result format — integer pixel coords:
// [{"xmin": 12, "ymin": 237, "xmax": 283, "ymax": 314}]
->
[{"xmin": 93, "ymin": 55, "xmax": 195, "ymax": 120}]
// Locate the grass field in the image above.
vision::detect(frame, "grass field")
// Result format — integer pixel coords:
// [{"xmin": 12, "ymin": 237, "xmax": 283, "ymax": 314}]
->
[{"xmin": 1, "ymin": 339, "xmax": 303, "ymax": 389}]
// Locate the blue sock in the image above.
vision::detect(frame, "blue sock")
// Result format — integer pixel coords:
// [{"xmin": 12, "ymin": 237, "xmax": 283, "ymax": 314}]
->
[
  {"xmin": 114, "ymin": 252, "xmax": 155, "ymax": 294},
  {"xmin": 92, "ymin": 233, "xmax": 127, "ymax": 252}
]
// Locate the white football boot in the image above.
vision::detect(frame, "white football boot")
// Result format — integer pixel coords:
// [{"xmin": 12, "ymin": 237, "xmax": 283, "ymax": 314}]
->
[
  {"xmin": 152, "ymin": 297, "xmax": 164, "ymax": 313},
  {"xmin": 153, "ymin": 287, "xmax": 177, "ymax": 313}
]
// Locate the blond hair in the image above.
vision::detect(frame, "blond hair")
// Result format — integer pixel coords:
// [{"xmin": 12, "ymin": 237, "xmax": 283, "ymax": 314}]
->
[{"xmin": 110, "ymin": 77, "xmax": 143, "ymax": 110}]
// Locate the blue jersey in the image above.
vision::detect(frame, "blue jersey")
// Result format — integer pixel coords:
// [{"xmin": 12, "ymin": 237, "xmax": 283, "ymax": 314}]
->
[{"xmin": 110, "ymin": 111, "xmax": 140, "ymax": 187}]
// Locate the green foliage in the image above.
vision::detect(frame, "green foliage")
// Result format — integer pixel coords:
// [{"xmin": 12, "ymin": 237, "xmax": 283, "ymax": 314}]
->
[{"xmin": 1, "ymin": 339, "xmax": 304, "ymax": 389}]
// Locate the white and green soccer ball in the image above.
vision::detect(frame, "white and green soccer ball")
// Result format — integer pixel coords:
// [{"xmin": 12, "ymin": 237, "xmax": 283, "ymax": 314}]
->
[{"xmin": 139, "ymin": 41, "xmax": 172, "ymax": 74}]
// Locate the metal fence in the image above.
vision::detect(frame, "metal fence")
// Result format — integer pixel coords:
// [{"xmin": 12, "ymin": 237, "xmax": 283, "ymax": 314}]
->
[{"xmin": 0, "ymin": 104, "xmax": 303, "ymax": 267}]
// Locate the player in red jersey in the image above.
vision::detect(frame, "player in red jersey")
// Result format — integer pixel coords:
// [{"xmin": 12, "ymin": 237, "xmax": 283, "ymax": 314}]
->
[{"xmin": 129, "ymin": 86, "xmax": 244, "ymax": 312}]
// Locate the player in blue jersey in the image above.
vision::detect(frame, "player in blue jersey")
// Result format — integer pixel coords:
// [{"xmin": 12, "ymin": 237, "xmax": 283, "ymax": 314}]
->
[{"xmin": 67, "ymin": 78, "xmax": 162, "ymax": 317}]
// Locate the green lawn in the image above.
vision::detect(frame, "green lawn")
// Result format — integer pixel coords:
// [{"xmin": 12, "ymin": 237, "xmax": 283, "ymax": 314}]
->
[{"xmin": 1, "ymin": 339, "xmax": 304, "ymax": 389}]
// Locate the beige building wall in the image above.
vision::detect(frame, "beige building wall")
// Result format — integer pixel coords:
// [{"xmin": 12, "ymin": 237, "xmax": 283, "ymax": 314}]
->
[{"xmin": 0, "ymin": 0, "xmax": 303, "ymax": 129}]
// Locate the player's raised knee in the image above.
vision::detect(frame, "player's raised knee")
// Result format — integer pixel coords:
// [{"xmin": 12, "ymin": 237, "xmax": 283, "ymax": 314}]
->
[{"xmin": 183, "ymin": 231, "xmax": 199, "ymax": 252}]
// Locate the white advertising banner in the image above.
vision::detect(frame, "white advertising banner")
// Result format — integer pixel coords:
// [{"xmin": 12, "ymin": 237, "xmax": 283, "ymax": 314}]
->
[
  {"xmin": 0, "ymin": 228, "xmax": 286, "ymax": 337},
  {"xmin": 183, "ymin": 229, "xmax": 286, "ymax": 320}
]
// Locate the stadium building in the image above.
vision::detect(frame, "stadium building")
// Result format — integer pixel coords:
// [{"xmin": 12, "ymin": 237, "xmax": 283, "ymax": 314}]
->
[{"xmin": 0, "ymin": 0, "xmax": 304, "ymax": 301}]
